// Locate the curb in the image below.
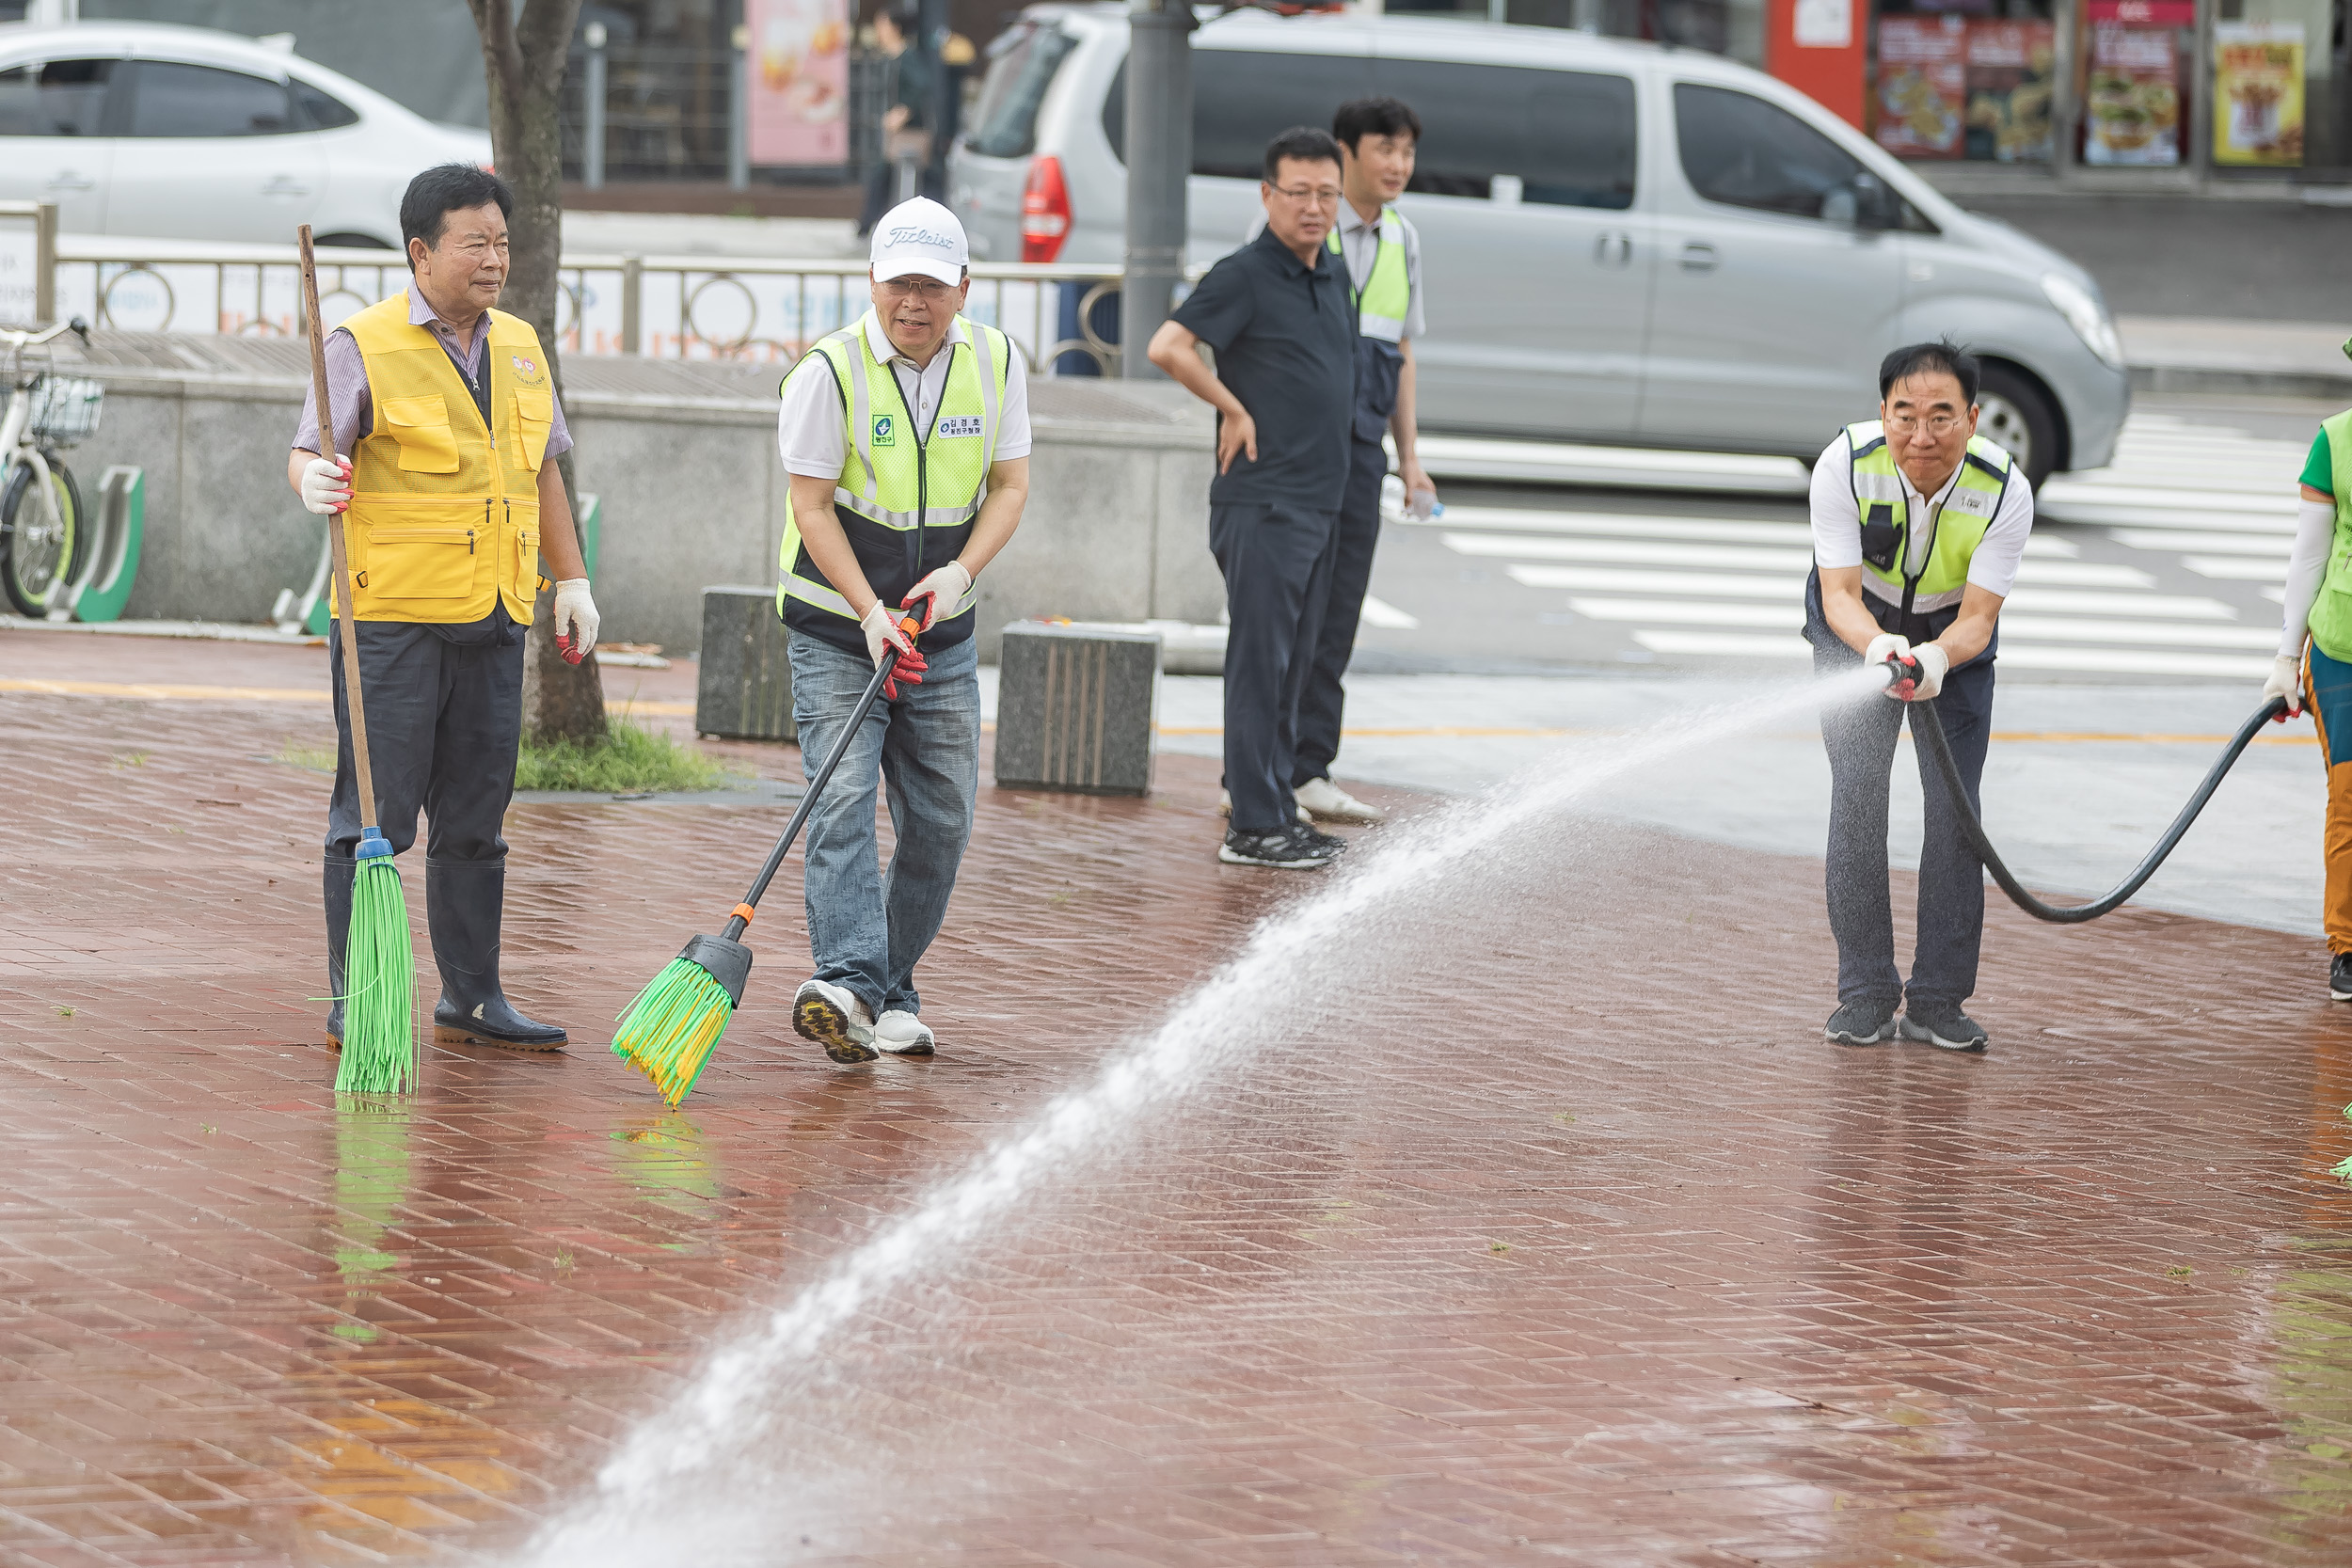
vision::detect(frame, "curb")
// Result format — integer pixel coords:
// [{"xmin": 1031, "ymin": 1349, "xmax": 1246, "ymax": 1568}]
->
[{"xmin": 2131, "ymin": 364, "xmax": 2352, "ymax": 400}]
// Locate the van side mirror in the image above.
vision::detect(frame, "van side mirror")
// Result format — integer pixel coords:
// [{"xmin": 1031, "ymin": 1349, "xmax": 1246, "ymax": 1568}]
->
[{"xmin": 1824, "ymin": 174, "xmax": 1897, "ymax": 231}]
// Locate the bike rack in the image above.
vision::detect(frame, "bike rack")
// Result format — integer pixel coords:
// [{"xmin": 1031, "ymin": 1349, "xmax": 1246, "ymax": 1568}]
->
[
  {"xmin": 42, "ymin": 464, "xmax": 143, "ymax": 624},
  {"xmin": 273, "ymin": 492, "xmax": 600, "ymax": 636}
]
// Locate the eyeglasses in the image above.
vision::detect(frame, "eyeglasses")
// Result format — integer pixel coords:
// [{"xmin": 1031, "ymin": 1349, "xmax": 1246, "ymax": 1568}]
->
[
  {"xmin": 1267, "ymin": 184, "xmax": 1343, "ymax": 208},
  {"xmin": 879, "ymin": 277, "xmax": 958, "ymax": 299},
  {"xmin": 1885, "ymin": 413, "xmax": 1964, "ymax": 436}
]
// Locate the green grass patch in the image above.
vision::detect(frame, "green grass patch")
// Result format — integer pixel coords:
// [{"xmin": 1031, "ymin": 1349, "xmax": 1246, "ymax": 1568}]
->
[
  {"xmin": 516, "ymin": 719, "xmax": 744, "ymax": 794},
  {"xmin": 275, "ymin": 736, "xmax": 336, "ymax": 774}
]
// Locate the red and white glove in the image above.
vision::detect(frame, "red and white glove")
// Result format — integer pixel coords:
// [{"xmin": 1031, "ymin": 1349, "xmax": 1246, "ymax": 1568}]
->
[
  {"xmin": 1901, "ymin": 642, "xmax": 1949, "ymax": 702},
  {"xmin": 552, "ymin": 578, "xmax": 599, "ymax": 665},
  {"xmin": 2263, "ymin": 653, "xmax": 2306, "ymax": 719},
  {"xmin": 900, "ymin": 561, "xmax": 972, "ymax": 635},
  {"xmin": 861, "ymin": 601, "xmax": 927, "ymax": 700},
  {"xmin": 299, "ymin": 454, "xmax": 351, "ymax": 515}
]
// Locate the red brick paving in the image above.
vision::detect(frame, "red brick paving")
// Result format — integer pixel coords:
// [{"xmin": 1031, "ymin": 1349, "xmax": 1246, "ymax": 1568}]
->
[{"xmin": 4, "ymin": 625, "xmax": 2352, "ymax": 1565}]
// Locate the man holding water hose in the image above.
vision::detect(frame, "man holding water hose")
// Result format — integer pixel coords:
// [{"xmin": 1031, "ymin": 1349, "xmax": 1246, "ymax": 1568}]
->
[
  {"xmin": 1804, "ymin": 341, "xmax": 2033, "ymax": 1054},
  {"xmin": 2262, "ymin": 404, "xmax": 2352, "ymax": 1000}
]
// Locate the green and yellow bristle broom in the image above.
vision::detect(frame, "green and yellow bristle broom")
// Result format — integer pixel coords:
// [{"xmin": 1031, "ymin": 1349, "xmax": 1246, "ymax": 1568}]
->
[
  {"xmin": 301, "ymin": 225, "xmax": 416, "ymax": 1095},
  {"xmin": 613, "ymin": 613, "xmax": 923, "ymax": 1104}
]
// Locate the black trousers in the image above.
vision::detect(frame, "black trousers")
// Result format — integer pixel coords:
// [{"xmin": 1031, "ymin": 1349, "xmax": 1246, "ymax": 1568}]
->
[
  {"xmin": 1805, "ymin": 580, "xmax": 1994, "ymax": 1012},
  {"xmin": 1210, "ymin": 499, "xmax": 1339, "ymax": 834},
  {"xmin": 1292, "ymin": 435, "xmax": 1388, "ymax": 788},
  {"xmin": 325, "ymin": 617, "xmax": 524, "ymax": 867}
]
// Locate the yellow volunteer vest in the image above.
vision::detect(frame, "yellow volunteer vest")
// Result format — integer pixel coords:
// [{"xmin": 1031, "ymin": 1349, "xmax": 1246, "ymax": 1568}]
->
[
  {"xmin": 342, "ymin": 292, "xmax": 553, "ymax": 625},
  {"xmin": 2308, "ymin": 408, "xmax": 2352, "ymax": 661},
  {"xmin": 1846, "ymin": 420, "xmax": 2014, "ymax": 607}
]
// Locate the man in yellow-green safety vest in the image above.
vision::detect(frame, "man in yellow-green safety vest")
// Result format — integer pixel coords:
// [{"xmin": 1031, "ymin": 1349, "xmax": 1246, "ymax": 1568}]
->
[
  {"xmin": 2261, "ymin": 390, "xmax": 2352, "ymax": 999},
  {"xmin": 771, "ymin": 198, "xmax": 1031, "ymax": 1065},
  {"xmin": 1287, "ymin": 96, "xmax": 1436, "ymax": 829},
  {"xmin": 1804, "ymin": 341, "xmax": 2034, "ymax": 1057}
]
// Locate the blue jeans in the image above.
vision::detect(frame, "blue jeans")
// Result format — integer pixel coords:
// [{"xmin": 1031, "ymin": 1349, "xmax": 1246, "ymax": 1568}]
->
[{"xmin": 787, "ymin": 628, "xmax": 980, "ymax": 1019}]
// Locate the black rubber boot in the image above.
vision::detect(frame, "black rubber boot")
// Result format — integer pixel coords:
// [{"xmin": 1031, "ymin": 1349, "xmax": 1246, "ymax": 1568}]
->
[
  {"xmin": 427, "ymin": 859, "xmax": 567, "ymax": 1050},
  {"xmin": 323, "ymin": 855, "xmax": 353, "ymax": 1049}
]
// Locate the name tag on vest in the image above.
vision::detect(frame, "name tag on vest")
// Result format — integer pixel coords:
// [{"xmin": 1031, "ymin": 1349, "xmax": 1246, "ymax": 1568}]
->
[
  {"xmin": 937, "ymin": 416, "xmax": 984, "ymax": 438},
  {"xmin": 1943, "ymin": 487, "xmax": 1995, "ymax": 518}
]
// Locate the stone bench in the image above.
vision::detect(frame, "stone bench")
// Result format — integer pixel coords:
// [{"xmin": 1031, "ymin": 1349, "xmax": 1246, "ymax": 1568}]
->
[{"xmin": 993, "ymin": 621, "xmax": 1160, "ymax": 797}]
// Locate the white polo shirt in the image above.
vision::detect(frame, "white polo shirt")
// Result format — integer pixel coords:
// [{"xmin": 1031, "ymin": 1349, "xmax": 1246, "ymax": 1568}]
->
[
  {"xmin": 778, "ymin": 310, "xmax": 1032, "ymax": 478},
  {"xmin": 1808, "ymin": 433, "xmax": 2034, "ymax": 610}
]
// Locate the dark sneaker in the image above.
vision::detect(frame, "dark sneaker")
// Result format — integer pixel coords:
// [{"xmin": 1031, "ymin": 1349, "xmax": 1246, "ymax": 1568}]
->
[
  {"xmin": 1295, "ymin": 822, "xmax": 1349, "ymax": 856},
  {"xmin": 1219, "ymin": 825, "xmax": 1336, "ymax": 868},
  {"xmin": 1899, "ymin": 1006, "xmax": 1989, "ymax": 1053},
  {"xmin": 1824, "ymin": 998, "xmax": 1898, "ymax": 1046},
  {"xmin": 2331, "ymin": 953, "xmax": 2352, "ymax": 1002}
]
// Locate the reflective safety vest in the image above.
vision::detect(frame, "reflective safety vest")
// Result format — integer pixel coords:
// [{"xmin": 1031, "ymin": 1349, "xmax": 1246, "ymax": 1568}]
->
[
  {"xmin": 1327, "ymin": 205, "xmax": 1409, "ymax": 343},
  {"xmin": 1846, "ymin": 420, "xmax": 2015, "ymax": 613},
  {"xmin": 2308, "ymin": 408, "xmax": 2352, "ymax": 660},
  {"xmin": 342, "ymin": 292, "xmax": 552, "ymax": 625},
  {"xmin": 776, "ymin": 312, "xmax": 1011, "ymax": 651}
]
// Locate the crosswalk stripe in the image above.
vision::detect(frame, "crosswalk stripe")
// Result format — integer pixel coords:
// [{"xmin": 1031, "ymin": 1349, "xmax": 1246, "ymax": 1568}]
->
[
  {"xmin": 1444, "ymin": 532, "xmax": 1812, "ymax": 570},
  {"xmin": 1629, "ymin": 629, "xmax": 2271, "ymax": 677},
  {"xmin": 1359, "ymin": 594, "xmax": 1420, "ymax": 630},
  {"xmin": 2183, "ymin": 556, "xmax": 2290, "ymax": 581},
  {"xmin": 2107, "ymin": 529, "xmax": 2294, "ymax": 554},
  {"xmin": 1416, "ymin": 435, "xmax": 1810, "ymax": 494},
  {"xmin": 2040, "ymin": 506, "xmax": 2294, "ymax": 533},
  {"xmin": 1507, "ymin": 562, "xmax": 2242, "ymax": 619},
  {"xmin": 1414, "ymin": 505, "xmax": 2078, "ymax": 555},
  {"xmin": 1567, "ymin": 597, "xmax": 2279, "ymax": 649},
  {"xmin": 2042, "ymin": 481, "xmax": 2299, "ymax": 513}
]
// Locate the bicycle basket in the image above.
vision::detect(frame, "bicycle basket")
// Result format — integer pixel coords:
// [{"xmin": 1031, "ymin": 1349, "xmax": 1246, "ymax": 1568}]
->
[{"xmin": 26, "ymin": 373, "xmax": 104, "ymax": 447}]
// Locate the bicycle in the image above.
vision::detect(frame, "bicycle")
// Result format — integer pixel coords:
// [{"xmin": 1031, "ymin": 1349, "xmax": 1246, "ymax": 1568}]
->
[{"xmin": 0, "ymin": 316, "xmax": 101, "ymax": 617}]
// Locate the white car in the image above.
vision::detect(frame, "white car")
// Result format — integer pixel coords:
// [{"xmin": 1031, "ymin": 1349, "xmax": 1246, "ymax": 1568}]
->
[{"xmin": 0, "ymin": 20, "xmax": 491, "ymax": 248}]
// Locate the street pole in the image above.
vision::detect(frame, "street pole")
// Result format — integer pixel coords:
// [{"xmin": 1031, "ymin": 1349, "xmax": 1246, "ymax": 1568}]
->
[
  {"xmin": 1120, "ymin": 0, "xmax": 1193, "ymax": 381},
  {"xmin": 728, "ymin": 21, "xmax": 750, "ymax": 191},
  {"xmin": 584, "ymin": 22, "xmax": 608, "ymax": 191}
]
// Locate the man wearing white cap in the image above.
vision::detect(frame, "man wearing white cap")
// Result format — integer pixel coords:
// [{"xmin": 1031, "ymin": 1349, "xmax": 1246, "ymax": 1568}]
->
[{"xmin": 772, "ymin": 197, "xmax": 1031, "ymax": 1064}]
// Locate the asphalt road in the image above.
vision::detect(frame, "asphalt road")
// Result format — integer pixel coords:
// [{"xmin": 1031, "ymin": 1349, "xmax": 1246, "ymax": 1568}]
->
[{"xmin": 1960, "ymin": 197, "xmax": 2352, "ymax": 324}]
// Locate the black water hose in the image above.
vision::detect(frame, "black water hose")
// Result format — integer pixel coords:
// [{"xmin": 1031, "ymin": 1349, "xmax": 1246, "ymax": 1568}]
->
[{"xmin": 1901, "ymin": 670, "xmax": 2288, "ymax": 924}]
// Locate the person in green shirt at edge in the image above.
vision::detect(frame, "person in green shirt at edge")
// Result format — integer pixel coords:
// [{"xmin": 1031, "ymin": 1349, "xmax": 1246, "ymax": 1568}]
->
[{"xmin": 2265, "ymin": 407, "xmax": 2352, "ymax": 998}]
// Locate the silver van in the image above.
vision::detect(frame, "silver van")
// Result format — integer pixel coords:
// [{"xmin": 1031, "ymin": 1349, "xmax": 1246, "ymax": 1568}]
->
[{"xmin": 948, "ymin": 8, "xmax": 2129, "ymax": 487}]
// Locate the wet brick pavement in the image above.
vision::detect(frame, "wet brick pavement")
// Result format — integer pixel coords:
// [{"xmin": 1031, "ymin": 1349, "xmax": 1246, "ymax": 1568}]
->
[{"xmin": 5, "ymin": 626, "xmax": 2352, "ymax": 1566}]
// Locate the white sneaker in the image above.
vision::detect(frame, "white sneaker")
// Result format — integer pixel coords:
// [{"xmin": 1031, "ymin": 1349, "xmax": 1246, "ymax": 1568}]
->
[
  {"xmin": 1219, "ymin": 788, "xmax": 1311, "ymax": 824},
  {"xmin": 1295, "ymin": 776, "xmax": 1386, "ymax": 825},
  {"xmin": 792, "ymin": 978, "xmax": 877, "ymax": 1064},
  {"xmin": 874, "ymin": 1009, "xmax": 935, "ymax": 1055}
]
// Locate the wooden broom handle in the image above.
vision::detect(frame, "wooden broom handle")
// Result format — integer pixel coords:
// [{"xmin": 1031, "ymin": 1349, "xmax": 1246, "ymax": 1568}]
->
[{"xmin": 297, "ymin": 227, "xmax": 380, "ymax": 829}]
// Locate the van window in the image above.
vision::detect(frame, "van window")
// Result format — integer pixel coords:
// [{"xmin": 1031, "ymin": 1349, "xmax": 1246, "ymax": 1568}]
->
[
  {"xmin": 1101, "ymin": 50, "xmax": 1377, "ymax": 176},
  {"xmin": 967, "ymin": 21, "xmax": 1077, "ymax": 159},
  {"xmin": 1371, "ymin": 62, "xmax": 1636, "ymax": 210},
  {"xmin": 1673, "ymin": 83, "xmax": 1863, "ymax": 220},
  {"xmin": 0, "ymin": 58, "xmax": 116, "ymax": 137}
]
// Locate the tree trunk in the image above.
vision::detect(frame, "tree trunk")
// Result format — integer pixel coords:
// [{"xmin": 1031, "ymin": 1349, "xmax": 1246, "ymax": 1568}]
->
[{"xmin": 468, "ymin": 0, "xmax": 606, "ymax": 747}]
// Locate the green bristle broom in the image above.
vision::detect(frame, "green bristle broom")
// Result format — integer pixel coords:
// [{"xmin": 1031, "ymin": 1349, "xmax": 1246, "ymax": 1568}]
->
[
  {"xmin": 613, "ymin": 612, "xmax": 923, "ymax": 1104},
  {"xmin": 302, "ymin": 226, "xmax": 416, "ymax": 1095}
]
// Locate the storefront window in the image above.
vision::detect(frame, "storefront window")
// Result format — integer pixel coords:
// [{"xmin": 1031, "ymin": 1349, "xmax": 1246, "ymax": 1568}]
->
[{"xmin": 1871, "ymin": 0, "xmax": 2057, "ymax": 163}]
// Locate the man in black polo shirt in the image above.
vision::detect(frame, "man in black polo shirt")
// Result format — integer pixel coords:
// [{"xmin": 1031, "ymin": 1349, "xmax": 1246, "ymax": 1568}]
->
[{"xmin": 1148, "ymin": 126, "xmax": 1356, "ymax": 869}]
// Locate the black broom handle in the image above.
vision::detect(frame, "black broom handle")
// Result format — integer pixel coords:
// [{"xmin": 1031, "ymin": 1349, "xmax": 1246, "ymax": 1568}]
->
[{"xmin": 723, "ymin": 624, "xmax": 917, "ymax": 942}]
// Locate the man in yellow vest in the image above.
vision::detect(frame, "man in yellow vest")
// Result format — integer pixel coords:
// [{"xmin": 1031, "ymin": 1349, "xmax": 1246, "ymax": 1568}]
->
[
  {"xmin": 289, "ymin": 165, "xmax": 598, "ymax": 1053},
  {"xmin": 1804, "ymin": 341, "xmax": 2033, "ymax": 1055},
  {"xmin": 772, "ymin": 198, "xmax": 1030, "ymax": 1063},
  {"xmin": 2261, "ymin": 400, "xmax": 2352, "ymax": 996}
]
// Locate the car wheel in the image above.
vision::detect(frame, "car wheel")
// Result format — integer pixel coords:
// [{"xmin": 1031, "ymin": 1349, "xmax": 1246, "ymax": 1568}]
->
[
  {"xmin": 1975, "ymin": 365, "xmax": 2059, "ymax": 490},
  {"xmin": 313, "ymin": 231, "xmax": 396, "ymax": 250}
]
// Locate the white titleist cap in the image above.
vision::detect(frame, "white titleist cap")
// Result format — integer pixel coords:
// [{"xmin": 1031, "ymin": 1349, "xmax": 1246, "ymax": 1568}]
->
[{"xmin": 870, "ymin": 198, "xmax": 968, "ymax": 285}]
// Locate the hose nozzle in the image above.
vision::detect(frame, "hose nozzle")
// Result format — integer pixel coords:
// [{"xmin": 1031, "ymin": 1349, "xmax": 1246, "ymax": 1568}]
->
[{"xmin": 1881, "ymin": 651, "xmax": 1922, "ymax": 701}]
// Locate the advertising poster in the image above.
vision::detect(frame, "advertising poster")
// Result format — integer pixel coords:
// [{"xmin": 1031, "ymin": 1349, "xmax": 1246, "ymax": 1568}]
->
[
  {"xmin": 2214, "ymin": 22, "xmax": 2305, "ymax": 166},
  {"xmin": 2083, "ymin": 24, "xmax": 2181, "ymax": 165},
  {"xmin": 1876, "ymin": 16, "xmax": 1968, "ymax": 158},
  {"xmin": 745, "ymin": 0, "xmax": 849, "ymax": 167},
  {"xmin": 1965, "ymin": 21, "xmax": 2055, "ymax": 162}
]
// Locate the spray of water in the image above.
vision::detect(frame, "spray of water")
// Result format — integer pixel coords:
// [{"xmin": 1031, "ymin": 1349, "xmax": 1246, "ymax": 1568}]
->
[{"xmin": 514, "ymin": 663, "xmax": 1891, "ymax": 1563}]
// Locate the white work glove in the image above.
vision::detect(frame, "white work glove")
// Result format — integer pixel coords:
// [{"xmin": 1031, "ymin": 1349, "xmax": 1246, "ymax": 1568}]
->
[
  {"xmin": 900, "ymin": 560, "xmax": 972, "ymax": 635},
  {"xmin": 1865, "ymin": 632, "xmax": 1910, "ymax": 698},
  {"xmin": 2263, "ymin": 652, "xmax": 2307, "ymax": 718},
  {"xmin": 552, "ymin": 578, "xmax": 598, "ymax": 665},
  {"xmin": 861, "ymin": 600, "xmax": 927, "ymax": 699},
  {"xmin": 1904, "ymin": 642, "xmax": 1949, "ymax": 702},
  {"xmin": 299, "ymin": 453, "xmax": 351, "ymax": 515}
]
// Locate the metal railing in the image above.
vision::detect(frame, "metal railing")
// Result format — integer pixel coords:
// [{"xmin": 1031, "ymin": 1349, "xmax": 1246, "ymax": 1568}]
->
[{"xmin": 45, "ymin": 233, "xmax": 1129, "ymax": 375}]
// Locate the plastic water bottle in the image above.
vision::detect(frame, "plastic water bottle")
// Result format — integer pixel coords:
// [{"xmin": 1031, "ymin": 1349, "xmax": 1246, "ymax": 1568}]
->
[{"xmin": 1379, "ymin": 475, "xmax": 1445, "ymax": 523}]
